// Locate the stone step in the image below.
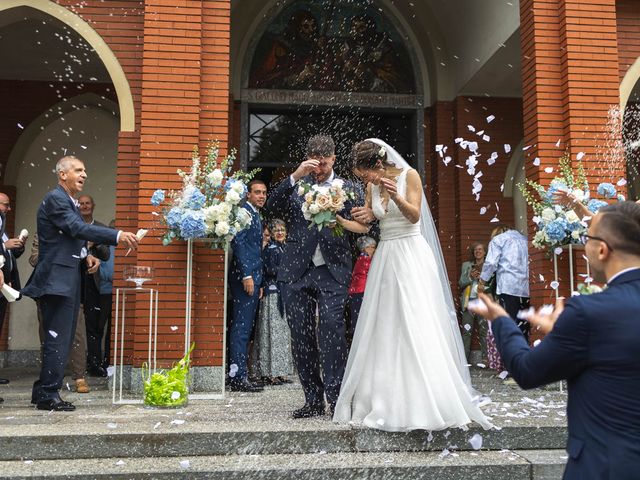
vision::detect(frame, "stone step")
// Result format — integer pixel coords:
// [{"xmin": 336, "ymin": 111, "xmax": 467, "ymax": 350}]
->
[
  {"xmin": 0, "ymin": 420, "xmax": 567, "ymax": 461},
  {"xmin": 0, "ymin": 450, "xmax": 568, "ymax": 480}
]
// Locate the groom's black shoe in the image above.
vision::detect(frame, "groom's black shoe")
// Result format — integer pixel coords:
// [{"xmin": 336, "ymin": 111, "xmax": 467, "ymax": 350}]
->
[
  {"xmin": 292, "ymin": 402, "xmax": 325, "ymax": 419},
  {"xmin": 0, "ymin": 378, "xmax": 9, "ymax": 385},
  {"xmin": 228, "ymin": 378, "xmax": 264, "ymax": 393}
]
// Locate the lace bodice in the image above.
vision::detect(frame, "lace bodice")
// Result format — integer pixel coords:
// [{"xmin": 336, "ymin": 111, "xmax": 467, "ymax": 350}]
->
[{"xmin": 371, "ymin": 168, "xmax": 421, "ymax": 241}]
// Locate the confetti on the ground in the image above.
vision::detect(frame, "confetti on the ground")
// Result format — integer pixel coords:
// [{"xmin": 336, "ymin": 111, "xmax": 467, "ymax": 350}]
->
[{"xmin": 468, "ymin": 433, "xmax": 483, "ymax": 450}]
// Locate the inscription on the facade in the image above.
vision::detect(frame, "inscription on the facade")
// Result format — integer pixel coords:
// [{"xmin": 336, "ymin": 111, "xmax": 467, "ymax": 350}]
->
[{"xmin": 242, "ymin": 89, "xmax": 423, "ymax": 109}]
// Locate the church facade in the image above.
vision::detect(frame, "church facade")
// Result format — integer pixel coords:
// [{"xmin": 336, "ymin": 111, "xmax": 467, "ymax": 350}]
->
[{"xmin": 0, "ymin": 0, "xmax": 639, "ymax": 382}]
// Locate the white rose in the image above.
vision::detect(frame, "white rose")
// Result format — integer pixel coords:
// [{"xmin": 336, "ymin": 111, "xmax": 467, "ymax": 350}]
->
[
  {"xmin": 330, "ymin": 178, "xmax": 344, "ymax": 189},
  {"xmin": 207, "ymin": 169, "xmax": 223, "ymax": 186},
  {"xmin": 220, "ymin": 202, "xmax": 232, "ymax": 217},
  {"xmin": 303, "ymin": 210, "xmax": 312, "ymax": 221},
  {"xmin": 571, "ymin": 189, "xmax": 585, "ymax": 203},
  {"xmin": 215, "ymin": 221, "xmax": 230, "ymax": 236},
  {"xmin": 231, "ymin": 181, "xmax": 245, "ymax": 194},
  {"xmin": 297, "ymin": 186, "xmax": 306, "ymax": 196},
  {"xmin": 309, "ymin": 203, "xmax": 320, "ymax": 215},
  {"xmin": 565, "ymin": 210, "xmax": 580, "ymax": 224},
  {"xmin": 571, "ymin": 230, "xmax": 581, "ymax": 240},
  {"xmin": 225, "ymin": 190, "xmax": 241, "ymax": 205},
  {"xmin": 541, "ymin": 207, "xmax": 556, "ymax": 222}
]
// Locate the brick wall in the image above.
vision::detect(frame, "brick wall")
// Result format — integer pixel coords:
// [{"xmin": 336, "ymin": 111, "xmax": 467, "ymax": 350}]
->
[{"xmin": 520, "ymin": 0, "xmax": 625, "ymax": 310}]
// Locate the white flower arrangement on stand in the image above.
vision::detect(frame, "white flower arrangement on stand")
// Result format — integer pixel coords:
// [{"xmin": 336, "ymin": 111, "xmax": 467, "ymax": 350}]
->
[{"xmin": 150, "ymin": 143, "xmax": 259, "ymax": 249}]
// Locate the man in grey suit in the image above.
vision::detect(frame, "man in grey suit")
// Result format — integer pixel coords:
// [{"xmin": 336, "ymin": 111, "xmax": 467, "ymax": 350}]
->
[{"xmin": 22, "ymin": 156, "xmax": 139, "ymax": 411}]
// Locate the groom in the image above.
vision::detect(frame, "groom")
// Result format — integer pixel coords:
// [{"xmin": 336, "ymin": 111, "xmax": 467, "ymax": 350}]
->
[{"xmin": 266, "ymin": 134, "xmax": 358, "ymax": 418}]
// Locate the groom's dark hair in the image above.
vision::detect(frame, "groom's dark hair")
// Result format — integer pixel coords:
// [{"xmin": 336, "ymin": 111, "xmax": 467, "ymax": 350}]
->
[
  {"xmin": 596, "ymin": 202, "xmax": 640, "ymax": 257},
  {"xmin": 307, "ymin": 134, "xmax": 335, "ymax": 158}
]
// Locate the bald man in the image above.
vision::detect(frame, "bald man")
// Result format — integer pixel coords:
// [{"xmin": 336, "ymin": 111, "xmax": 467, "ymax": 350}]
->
[{"xmin": 22, "ymin": 156, "xmax": 139, "ymax": 411}]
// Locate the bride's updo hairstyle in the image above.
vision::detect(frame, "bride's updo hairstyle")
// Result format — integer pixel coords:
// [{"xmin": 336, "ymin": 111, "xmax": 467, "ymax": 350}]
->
[{"xmin": 352, "ymin": 140, "xmax": 392, "ymax": 170}]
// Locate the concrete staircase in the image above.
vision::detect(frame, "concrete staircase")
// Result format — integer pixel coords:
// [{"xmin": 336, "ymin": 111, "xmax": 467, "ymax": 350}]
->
[{"xmin": 0, "ymin": 368, "xmax": 568, "ymax": 479}]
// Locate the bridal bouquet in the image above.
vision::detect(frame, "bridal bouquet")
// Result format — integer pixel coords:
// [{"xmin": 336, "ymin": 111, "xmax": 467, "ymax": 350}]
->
[
  {"xmin": 519, "ymin": 153, "xmax": 621, "ymax": 251},
  {"xmin": 150, "ymin": 143, "xmax": 259, "ymax": 249},
  {"xmin": 297, "ymin": 178, "xmax": 354, "ymax": 237}
]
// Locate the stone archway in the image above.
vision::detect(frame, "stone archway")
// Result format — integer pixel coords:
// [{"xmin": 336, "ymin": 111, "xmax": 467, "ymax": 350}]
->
[
  {"xmin": 619, "ymin": 59, "xmax": 640, "ymax": 200},
  {"xmin": 0, "ymin": 0, "xmax": 135, "ymax": 132},
  {"xmin": 503, "ymin": 140, "xmax": 527, "ymax": 234},
  {"xmin": 236, "ymin": 0, "xmax": 429, "ymax": 184},
  {"xmin": 7, "ymin": 95, "xmax": 119, "ymax": 357}
]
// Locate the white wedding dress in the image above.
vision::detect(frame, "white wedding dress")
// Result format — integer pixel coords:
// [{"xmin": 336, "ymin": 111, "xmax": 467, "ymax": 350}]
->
[{"xmin": 333, "ymin": 168, "xmax": 493, "ymax": 432}]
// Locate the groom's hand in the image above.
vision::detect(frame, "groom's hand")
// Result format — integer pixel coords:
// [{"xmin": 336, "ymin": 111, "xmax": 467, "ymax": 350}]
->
[{"xmin": 292, "ymin": 159, "xmax": 320, "ymax": 182}]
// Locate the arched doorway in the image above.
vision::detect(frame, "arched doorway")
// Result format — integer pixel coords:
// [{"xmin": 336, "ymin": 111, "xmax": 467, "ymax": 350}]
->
[
  {"xmin": 0, "ymin": 3, "xmax": 132, "ymax": 361},
  {"xmin": 620, "ymin": 61, "xmax": 640, "ymax": 200},
  {"xmin": 240, "ymin": 0, "xmax": 425, "ymax": 186}
]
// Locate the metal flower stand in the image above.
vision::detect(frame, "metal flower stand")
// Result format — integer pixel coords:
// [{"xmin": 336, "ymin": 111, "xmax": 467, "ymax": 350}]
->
[
  {"xmin": 112, "ymin": 287, "xmax": 159, "ymax": 404},
  {"xmin": 551, "ymin": 243, "xmax": 589, "ymax": 394},
  {"xmin": 552, "ymin": 244, "xmax": 590, "ymax": 299},
  {"xmin": 184, "ymin": 238, "xmax": 228, "ymax": 400}
]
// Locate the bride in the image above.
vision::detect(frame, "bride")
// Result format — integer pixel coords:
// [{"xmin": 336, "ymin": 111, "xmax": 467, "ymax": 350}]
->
[{"xmin": 333, "ymin": 139, "xmax": 493, "ymax": 432}]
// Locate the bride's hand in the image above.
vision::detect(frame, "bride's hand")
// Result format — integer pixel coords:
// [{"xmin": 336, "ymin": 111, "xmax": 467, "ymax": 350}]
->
[
  {"xmin": 379, "ymin": 178, "xmax": 398, "ymax": 199},
  {"xmin": 351, "ymin": 206, "xmax": 375, "ymax": 224}
]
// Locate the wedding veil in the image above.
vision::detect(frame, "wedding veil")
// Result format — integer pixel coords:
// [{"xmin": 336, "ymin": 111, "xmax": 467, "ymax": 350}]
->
[{"xmin": 366, "ymin": 138, "xmax": 474, "ymax": 392}]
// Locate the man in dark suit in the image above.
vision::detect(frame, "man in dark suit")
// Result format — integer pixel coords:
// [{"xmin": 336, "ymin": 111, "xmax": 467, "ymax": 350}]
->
[
  {"xmin": 266, "ymin": 134, "xmax": 359, "ymax": 418},
  {"xmin": 228, "ymin": 180, "xmax": 267, "ymax": 392},
  {"xmin": 470, "ymin": 201, "xmax": 640, "ymax": 480},
  {"xmin": 77, "ymin": 194, "xmax": 109, "ymax": 378},
  {"xmin": 22, "ymin": 156, "xmax": 138, "ymax": 411},
  {"xmin": 0, "ymin": 192, "xmax": 25, "ymax": 396}
]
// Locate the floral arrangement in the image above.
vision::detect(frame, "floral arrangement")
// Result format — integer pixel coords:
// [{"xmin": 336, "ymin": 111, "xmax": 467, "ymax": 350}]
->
[
  {"xmin": 150, "ymin": 143, "xmax": 259, "ymax": 249},
  {"xmin": 297, "ymin": 178, "xmax": 354, "ymax": 237},
  {"xmin": 519, "ymin": 153, "xmax": 622, "ymax": 251},
  {"xmin": 575, "ymin": 282, "xmax": 604, "ymax": 295},
  {"xmin": 143, "ymin": 344, "xmax": 194, "ymax": 408}
]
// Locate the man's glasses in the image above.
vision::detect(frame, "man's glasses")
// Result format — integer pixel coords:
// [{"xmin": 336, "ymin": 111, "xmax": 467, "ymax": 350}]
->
[{"xmin": 579, "ymin": 234, "xmax": 614, "ymax": 252}]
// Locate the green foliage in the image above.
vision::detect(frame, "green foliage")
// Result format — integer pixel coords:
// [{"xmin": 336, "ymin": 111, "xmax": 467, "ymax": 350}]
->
[{"xmin": 143, "ymin": 343, "xmax": 194, "ymax": 408}]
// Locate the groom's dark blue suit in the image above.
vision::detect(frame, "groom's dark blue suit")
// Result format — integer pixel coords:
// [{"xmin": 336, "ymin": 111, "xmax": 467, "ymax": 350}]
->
[
  {"xmin": 492, "ymin": 268, "xmax": 640, "ymax": 480},
  {"xmin": 267, "ymin": 173, "xmax": 359, "ymax": 408}
]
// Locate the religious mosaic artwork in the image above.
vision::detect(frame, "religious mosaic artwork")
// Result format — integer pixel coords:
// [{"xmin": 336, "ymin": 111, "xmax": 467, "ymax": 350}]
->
[{"xmin": 249, "ymin": 0, "xmax": 416, "ymax": 94}]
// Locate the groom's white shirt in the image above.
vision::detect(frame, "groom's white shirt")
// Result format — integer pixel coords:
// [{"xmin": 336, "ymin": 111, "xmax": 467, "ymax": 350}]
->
[{"xmin": 289, "ymin": 170, "xmax": 335, "ymax": 267}]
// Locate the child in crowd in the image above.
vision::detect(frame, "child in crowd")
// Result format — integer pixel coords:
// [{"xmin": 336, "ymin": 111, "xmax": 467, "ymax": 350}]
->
[{"xmin": 346, "ymin": 236, "xmax": 377, "ymax": 342}]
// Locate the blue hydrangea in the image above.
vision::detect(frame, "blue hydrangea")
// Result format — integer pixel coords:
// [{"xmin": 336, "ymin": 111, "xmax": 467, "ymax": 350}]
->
[
  {"xmin": 587, "ymin": 199, "xmax": 608, "ymax": 213},
  {"xmin": 179, "ymin": 210, "xmax": 206, "ymax": 239},
  {"xmin": 150, "ymin": 189, "xmax": 165, "ymax": 206},
  {"xmin": 185, "ymin": 188, "xmax": 206, "ymax": 210},
  {"xmin": 545, "ymin": 180, "xmax": 568, "ymax": 203},
  {"xmin": 545, "ymin": 218, "xmax": 568, "ymax": 242},
  {"xmin": 166, "ymin": 207, "xmax": 183, "ymax": 229},
  {"xmin": 596, "ymin": 182, "xmax": 616, "ymax": 199}
]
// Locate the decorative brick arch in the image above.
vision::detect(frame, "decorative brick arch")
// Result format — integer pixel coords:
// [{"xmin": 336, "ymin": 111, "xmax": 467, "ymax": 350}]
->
[
  {"xmin": 621, "ymin": 57, "xmax": 640, "ymax": 113},
  {"xmin": 0, "ymin": 0, "xmax": 135, "ymax": 132}
]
